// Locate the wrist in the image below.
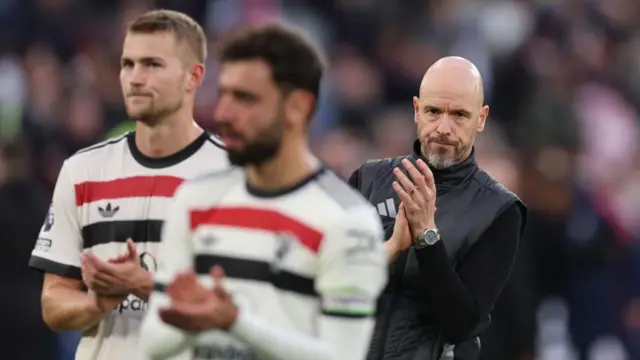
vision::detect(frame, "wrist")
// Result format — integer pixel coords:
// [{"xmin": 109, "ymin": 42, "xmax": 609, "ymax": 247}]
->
[
  {"xmin": 87, "ymin": 292, "xmax": 111, "ymax": 315},
  {"xmin": 221, "ymin": 304, "xmax": 239, "ymax": 331},
  {"xmin": 413, "ymin": 222, "xmax": 437, "ymax": 241},
  {"xmin": 131, "ymin": 268, "xmax": 153, "ymax": 300},
  {"xmin": 386, "ymin": 236, "xmax": 400, "ymax": 253}
]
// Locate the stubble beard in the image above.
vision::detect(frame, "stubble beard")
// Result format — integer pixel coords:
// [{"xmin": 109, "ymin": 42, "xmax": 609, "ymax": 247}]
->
[
  {"xmin": 421, "ymin": 133, "xmax": 474, "ymax": 169},
  {"xmin": 127, "ymin": 97, "xmax": 183, "ymax": 126},
  {"xmin": 226, "ymin": 107, "xmax": 285, "ymax": 167}
]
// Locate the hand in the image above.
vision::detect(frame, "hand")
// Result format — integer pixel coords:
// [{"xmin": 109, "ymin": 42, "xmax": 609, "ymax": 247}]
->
[
  {"xmin": 392, "ymin": 158, "xmax": 437, "ymax": 238},
  {"xmin": 107, "ymin": 238, "xmax": 139, "ymax": 264},
  {"xmin": 387, "ymin": 202, "xmax": 412, "ymax": 253},
  {"xmin": 159, "ymin": 266, "xmax": 238, "ymax": 332},
  {"xmin": 81, "ymin": 239, "xmax": 150, "ymax": 297}
]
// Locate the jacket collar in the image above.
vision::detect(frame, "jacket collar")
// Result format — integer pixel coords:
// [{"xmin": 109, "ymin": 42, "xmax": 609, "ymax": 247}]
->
[{"xmin": 409, "ymin": 139, "xmax": 478, "ymax": 194}]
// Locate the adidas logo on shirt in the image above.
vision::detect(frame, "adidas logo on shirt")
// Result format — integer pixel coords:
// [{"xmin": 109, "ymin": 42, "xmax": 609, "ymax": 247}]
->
[
  {"xmin": 376, "ymin": 198, "xmax": 397, "ymax": 218},
  {"xmin": 98, "ymin": 203, "xmax": 120, "ymax": 218}
]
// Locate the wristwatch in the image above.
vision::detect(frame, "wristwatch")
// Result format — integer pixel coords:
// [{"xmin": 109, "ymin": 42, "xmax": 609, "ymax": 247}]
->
[{"xmin": 414, "ymin": 228, "xmax": 440, "ymax": 249}]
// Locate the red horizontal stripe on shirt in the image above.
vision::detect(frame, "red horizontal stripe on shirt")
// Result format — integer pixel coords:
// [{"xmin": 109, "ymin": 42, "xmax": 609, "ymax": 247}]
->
[
  {"xmin": 190, "ymin": 206, "xmax": 323, "ymax": 253},
  {"xmin": 74, "ymin": 175, "xmax": 184, "ymax": 206}
]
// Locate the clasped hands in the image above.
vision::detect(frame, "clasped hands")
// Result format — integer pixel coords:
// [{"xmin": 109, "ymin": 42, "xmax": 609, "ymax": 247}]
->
[
  {"xmin": 82, "ymin": 239, "xmax": 238, "ymax": 331},
  {"xmin": 81, "ymin": 239, "xmax": 151, "ymax": 312},
  {"xmin": 158, "ymin": 265, "xmax": 239, "ymax": 332},
  {"xmin": 388, "ymin": 158, "xmax": 437, "ymax": 253}
]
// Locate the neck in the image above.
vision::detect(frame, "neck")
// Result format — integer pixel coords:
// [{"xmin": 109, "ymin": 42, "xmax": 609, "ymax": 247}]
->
[
  {"xmin": 135, "ymin": 110, "xmax": 202, "ymax": 158},
  {"xmin": 245, "ymin": 136, "xmax": 318, "ymax": 192}
]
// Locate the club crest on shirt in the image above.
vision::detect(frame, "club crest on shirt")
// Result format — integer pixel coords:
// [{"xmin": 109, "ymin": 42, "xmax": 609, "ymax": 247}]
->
[{"xmin": 271, "ymin": 232, "xmax": 295, "ymax": 272}]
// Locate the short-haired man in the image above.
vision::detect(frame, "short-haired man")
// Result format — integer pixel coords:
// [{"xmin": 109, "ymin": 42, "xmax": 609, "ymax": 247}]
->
[
  {"xmin": 29, "ymin": 10, "xmax": 228, "ymax": 360},
  {"xmin": 139, "ymin": 23, "xmax": 388, "ymax": 360},
  {"xmin": 349, "ymin": 57, "xmax": 527, "ymax": 360}
]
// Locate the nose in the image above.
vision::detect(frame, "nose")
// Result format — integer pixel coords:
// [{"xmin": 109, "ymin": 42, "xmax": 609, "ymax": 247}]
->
[
  {"xmin": 213, "ymin": 94, "xmax": 234, "ymax": 126},
  {"xmin": 129, "ymin": 65, "xmax": 146, "ymax": 87},
  {"xmin": 435, "ymin": 116, "xmax": 452, "ymax": 135}
]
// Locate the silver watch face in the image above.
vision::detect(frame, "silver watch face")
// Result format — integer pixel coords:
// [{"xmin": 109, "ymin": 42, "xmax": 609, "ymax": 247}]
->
[
  {"xmin": 425, "ymin": 229, "xmax": 439, "ymax": 245},
  {"xmin": 416, "ymin": 228, "xmax": 439, "ymax": 248}
]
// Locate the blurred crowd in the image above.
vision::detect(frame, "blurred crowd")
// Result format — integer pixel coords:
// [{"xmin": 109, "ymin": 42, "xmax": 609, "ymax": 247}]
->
[{"xmin": 1, "ymin": 0, "xmax": 640, "ymax": 359}]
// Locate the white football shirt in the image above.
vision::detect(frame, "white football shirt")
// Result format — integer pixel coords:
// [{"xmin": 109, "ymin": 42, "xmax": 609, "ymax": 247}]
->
[
  {"xmin": 141, "ymin": 167, "xmax": 387, "ymax": 360},
  {"xmin": 29, "ymin": 131, "xmax": 228, "ymax": 360}
]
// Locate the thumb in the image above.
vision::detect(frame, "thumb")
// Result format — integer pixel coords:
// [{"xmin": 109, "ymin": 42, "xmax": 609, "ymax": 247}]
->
[
  {"xmin": 210, "ymin": 265, "xmax": 225, "ymax": 282},
  {"xmin": 397, "ymin": 203, "xmax": 407, "ymax": 221},
  {"xmin": 126, "ymin": 239, "xmax": 137, "ymax": 258},
  {"xmin": 210, "ymin": 265, "xmax": 228, "ymax": 297}
]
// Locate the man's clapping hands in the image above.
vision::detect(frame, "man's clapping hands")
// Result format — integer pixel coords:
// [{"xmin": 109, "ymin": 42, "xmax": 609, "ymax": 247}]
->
[
  {"xmin": 386, "ymin": 159, "xmax": 437, "ymax": 257},
  {"xmin": 81, "ymin": 239, "xmax": 153, "ymax": 311}
]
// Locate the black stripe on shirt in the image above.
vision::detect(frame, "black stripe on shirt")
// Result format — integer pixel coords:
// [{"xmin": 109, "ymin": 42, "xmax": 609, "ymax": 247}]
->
[
  {"xmin": 81, "ymin": 220, "xmax": 163, "ymax": 249},
  {"xmin": 29, "ymin": 255, "xmax": 82, "ymax": 280},
  {"xmin": 195, "ymin": 254, "xmax": 317, "ymax": 297},
  {"xmin": 321, "ymin": 310, "xmax": 371, "ymax": 319}
]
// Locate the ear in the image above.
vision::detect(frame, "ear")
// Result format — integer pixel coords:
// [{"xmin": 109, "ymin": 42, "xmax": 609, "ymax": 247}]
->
[
  {"xmin": 413, "ymin": 96, "xmax": 420, "ymax": 125},
  {"xmin": 186, "ymin": 63, "xmax": 205, "ymax": 92},
  {"xmin": 285, "ymin": 89, "xmax": 314, "ymax": 126},
  {"xmin": 477, "ymin": 105, "xmax": 489, "ymax": 133}
]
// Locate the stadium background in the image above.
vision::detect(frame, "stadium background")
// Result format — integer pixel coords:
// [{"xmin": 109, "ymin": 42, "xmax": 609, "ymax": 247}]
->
[{"xmin": 1, "ymin": 0, "xmax": 639, "ymax": 359}]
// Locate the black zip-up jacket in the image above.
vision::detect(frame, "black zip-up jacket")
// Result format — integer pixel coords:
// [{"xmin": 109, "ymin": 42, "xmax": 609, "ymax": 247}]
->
[{"xmin": 348, "ymin": 141, "xmax": 526, "ymax": 360}]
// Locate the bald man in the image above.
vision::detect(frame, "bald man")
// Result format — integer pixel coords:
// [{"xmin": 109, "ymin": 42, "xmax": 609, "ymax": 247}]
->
[{"xmin": 348, "ymin": 56, "xmax": 527, "ymax": 360}]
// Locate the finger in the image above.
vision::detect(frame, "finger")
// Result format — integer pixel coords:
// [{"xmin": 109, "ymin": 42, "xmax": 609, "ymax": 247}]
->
[
  {"xmin": 126, "ymin": 239, "xmax": 138, "ymax": 259},
  {"xmin": 81, "ymin": 252, "xmax": 97, "ymax": 270},
  {"xmin": 397, "ymin": 202, "xmax": 406, "ymax": 217},
  {"xmin": 393, "ymin": 167, "xmax": 416, "ymax": 194},
  {"xmin": 107, "ymin": 256, "xmax": 127, "ymax": 264},
  {"xmin": 211, "ymin": 265, "xmax": 225, "ymax": 280},
  {"xmin": 401, "ymin": 159, "xmax": 428, "ymax": 192},
  {"xmin": 416, "ymin": 159, "xmax": 435, "ymax": 194},
  {"xmin": 85, "ymin": 252, "xmax": 111, "ymax": 272},
  {"xmin": 184, "ymin": 270, "xmax": 199, "ymax": 282},
  {"xmin": 211, "ymin": 266, "xmax": 230, "ymax": 299},
  {"xmin": 94, "ymin": 270, "xmax": 122, "ymax": 286},
  {"xmin": 109, "ymin": 252, "xmax": 129, "ymax": 262},
  {"xmin": 81, "ymin": 253, "xmax": 92, "ymax": 270},
  {"xmin": 169, "ymin": 272, "xmax": 200, "ymax": 301},
  {"xmin": 167, "ymin": 273, "xmax": 189, "ymax": 298},
  {"xmin": 81, "ymin": 258, "xmax": 102, "ymax": 283},
  {"xmin": 159, "ymin": 307, "xmax": 192, "ymax": 330},
  {"xmin": 92, "ymin": 281, "xmax": 118, "ymax": 294},
  {"xmin": 160, "ymin": 302, "xmax": 210, "ymax": 331},
  {"xmin": 393, "ymin": 182, "xmax": 419, "ymax": 212}
]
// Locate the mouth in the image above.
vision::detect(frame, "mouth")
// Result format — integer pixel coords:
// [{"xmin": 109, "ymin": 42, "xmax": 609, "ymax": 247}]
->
[
  {"xmin": 431, "ymin": 142, "xmax": 455, "ymax": 147},
  {"xmin": 219, "ymin": 133, "xmax": 245, "ymax": 150}
]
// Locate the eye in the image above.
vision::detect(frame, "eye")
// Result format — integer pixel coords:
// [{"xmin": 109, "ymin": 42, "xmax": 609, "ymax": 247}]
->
[
  {"xmin": 425, "ymin": 108, "xmax": 440, "ymax": 115},
  {"xmin": 234, "ymin": 91, "xmax": 258, "ymax": 103},
  {"xmin": 121, "ymin": 60, "xmax": 133, "ymax": 69}
]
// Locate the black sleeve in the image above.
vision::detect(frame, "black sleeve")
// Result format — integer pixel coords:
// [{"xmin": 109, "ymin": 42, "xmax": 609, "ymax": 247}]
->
[
  {"xmin": 347, "ymin": 167, "xmax": 360, "ymax": 190},
  {"xmin": 414, "ymin": 202, "xmax": 523, "ymax": 343}
]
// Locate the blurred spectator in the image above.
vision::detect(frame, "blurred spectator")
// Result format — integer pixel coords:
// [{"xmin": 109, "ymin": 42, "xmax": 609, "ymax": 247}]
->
[{"xmin": 0, "ymin": 140, "xmax": 58, "ymax": 360}]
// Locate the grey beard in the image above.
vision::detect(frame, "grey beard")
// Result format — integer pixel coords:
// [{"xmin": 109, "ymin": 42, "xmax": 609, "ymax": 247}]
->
[{"xmin": 425, "ymin": 153, "xmax": 457, "ymax": 169}]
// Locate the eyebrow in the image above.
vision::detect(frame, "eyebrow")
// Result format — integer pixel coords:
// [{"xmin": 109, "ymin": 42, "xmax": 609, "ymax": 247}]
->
[
  {"xmin": 121, "ymin": 56, "xmax": 166, "ymax": 64},
  {"xmin": 423, "ymin": 105, "xmax": 472, "ymax": 114}
]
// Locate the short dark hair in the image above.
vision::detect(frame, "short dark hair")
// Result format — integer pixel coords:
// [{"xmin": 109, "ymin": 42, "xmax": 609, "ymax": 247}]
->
[
  {"xmin": 128, "ymin": 9, "xmax": 207, "ymax": 63},
  {"xmin": 219, "ymin": 22, "xmax": 324, "ymax": 104}
]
